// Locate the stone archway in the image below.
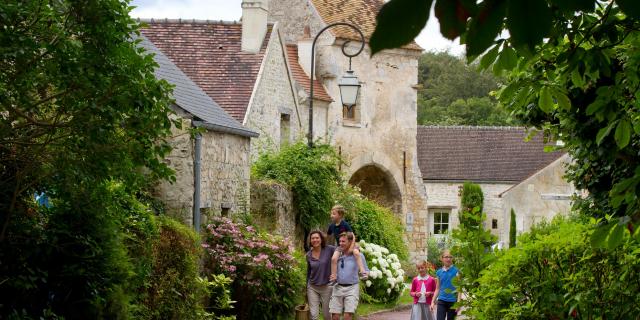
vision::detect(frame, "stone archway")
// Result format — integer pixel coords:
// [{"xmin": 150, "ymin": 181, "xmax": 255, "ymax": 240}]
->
[{"xmin": 349, "ymin": 164, "xmax": 402, "ymax": 214}]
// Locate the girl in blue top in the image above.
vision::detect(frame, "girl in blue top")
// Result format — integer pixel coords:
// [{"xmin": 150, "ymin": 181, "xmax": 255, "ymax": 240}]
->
[{"xmin": 431, "ymin": 250, "xmax": 460, "ymax": 320}]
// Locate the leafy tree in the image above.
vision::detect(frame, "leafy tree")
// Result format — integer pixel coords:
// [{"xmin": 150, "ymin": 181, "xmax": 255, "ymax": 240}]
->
[
  {"xmin": 0, "ymin": 0, "xmax": 178, "ymax": 317},
  {"xmin": 509, "ymin": 208, "xmax": 516, "ymax": 248},
  {"xmin": 371, "ymin": 0, "xmax": 640, "ymax": 247},
  {"xmin": 417, "ymin": 52, "xmax": 513, "ymax": 125},
  {"xmin": 460, "ymin": 182, "xmax": 484, "ymax": 227},
  {"xmin": 0, "ymin": 0, "xmax": 176, "ymax": 238}
]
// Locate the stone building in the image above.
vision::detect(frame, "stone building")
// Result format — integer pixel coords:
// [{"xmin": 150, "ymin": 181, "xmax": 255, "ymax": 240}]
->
[
  {"xmin": 500, "ymin": 154, "xmax": 576, "ymax": 244},
  {"xmin": 138, "ymin": 36, "xmax": 258, "ymax": 225},
  {"xmin": 264, "ymin": 0, "xmax": 430, "ymax": 259},
  {"xmin": 417, "ymin": 126, "xmax": 574, "ymax": 247},
  {"xmin": 140, "ymin": 12, "xmax": 302, "ymax": 160}
]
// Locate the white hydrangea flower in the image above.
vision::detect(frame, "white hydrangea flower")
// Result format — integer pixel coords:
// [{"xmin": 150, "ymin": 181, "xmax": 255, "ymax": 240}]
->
[
  {"xmin": 366, "ymin": 280, "xmax": 372, "ymax": 287},
  {"xmin": 381, "ymin": 247, "xmax": 389, "ymax": 254},
  {"xmin": 372, "ymin": 258, "xmax": 377, "ymax": 265},
  {"xmin": 387, "ymin": 288, "xmax": 391, "ymax": 294}
]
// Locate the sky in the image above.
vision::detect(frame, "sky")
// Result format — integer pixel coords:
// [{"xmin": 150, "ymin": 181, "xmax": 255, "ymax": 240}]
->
[{"xmin": 129, "ymin": 0, "xmax": 465, "ymax": 56}]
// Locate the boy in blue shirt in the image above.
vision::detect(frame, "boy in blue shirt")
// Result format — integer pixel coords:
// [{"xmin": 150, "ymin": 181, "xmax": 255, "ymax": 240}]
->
[
  {"xmin": 431, "ymin": 250, "xmax": 460, "ymax": 320},
  {"xmin": 327, "ymin": 205, "xmax": 367, "ymax": 282}
]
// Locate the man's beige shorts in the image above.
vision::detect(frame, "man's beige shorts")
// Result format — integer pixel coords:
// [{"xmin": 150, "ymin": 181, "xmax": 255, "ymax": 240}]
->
[{"xmin": 329, "ymin": 283, "xmax": 360, "ymax": 314}]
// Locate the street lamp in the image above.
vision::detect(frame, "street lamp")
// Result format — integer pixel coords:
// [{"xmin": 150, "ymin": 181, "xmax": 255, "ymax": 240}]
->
[{"xmin": 308, "ymin": 22, "xmax": 365, "ymax": 148}]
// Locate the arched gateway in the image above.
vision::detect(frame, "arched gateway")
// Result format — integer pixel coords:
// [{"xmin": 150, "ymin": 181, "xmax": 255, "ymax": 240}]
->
[{"xmin": 348, "ymin": 164, "xmax": 402, "ymax": 215}]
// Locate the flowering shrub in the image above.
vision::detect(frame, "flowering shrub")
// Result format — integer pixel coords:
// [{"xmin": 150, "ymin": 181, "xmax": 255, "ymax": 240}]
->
[
  {"xmin": 202, "ymin": 217, "xmax": 304, "ymax": 320},
  {"xmin": 359, "ymin": 240, "xmax": 406, "ymax": 303}
]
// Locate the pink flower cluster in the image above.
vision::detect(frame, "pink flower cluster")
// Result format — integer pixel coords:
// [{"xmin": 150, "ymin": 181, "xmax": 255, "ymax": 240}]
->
[{"xmin": 202, "ymin": 217, "xmax": 297, "ymax": 281}]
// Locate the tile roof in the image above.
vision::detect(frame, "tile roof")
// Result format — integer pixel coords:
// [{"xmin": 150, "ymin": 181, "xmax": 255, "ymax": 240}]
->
[
  {"xmin": 137, "ymin": 35, "xmax": 258, "ymax": 137},
  {"xmin": 311, "ymin": 0, "xmax": 422, "ymax": 51},
  {"xmin": 285, "ymin": 45, "xmax": 333, "ymax": 102},
  {"xmin": 140, "ymin": 19, "xmax": 272, "ymax": 123},
  {"xmin": 417, "ymin": 126, "xmax": 565, "ymax": 182}
]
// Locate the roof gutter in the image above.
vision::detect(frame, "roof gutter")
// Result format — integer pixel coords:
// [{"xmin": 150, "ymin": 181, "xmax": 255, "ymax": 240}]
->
[{"xmin": 192, "ymin": 120, "xmax": 259, "ymax": 138}]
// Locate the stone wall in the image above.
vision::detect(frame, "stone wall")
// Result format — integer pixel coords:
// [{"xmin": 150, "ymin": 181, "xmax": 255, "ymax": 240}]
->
[
  {"xmin": 245, "ymin": 24, "xmax": 301, "ymax": 159},
  {"xmin": 501, "ymin": 155, "xmax": 575, "ymax": 245},
  {"xmin": 153, "ymin": 116, "xmax": 252, "ymax": 226},
  {"xmin": 250, "ymin": 180, "xmax": 305, "ymax": 248}
]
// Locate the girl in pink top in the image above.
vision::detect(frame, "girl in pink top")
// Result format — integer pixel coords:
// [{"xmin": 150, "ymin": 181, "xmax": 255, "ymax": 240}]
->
[{"xmin": 409, "ymin": 261, "xmax": 436, "ymax": 320}]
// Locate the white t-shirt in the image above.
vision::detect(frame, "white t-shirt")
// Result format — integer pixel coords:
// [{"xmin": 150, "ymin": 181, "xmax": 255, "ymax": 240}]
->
[{"xmin": 417, "ymin": 275, "xmax": 429, "ymax": 303}]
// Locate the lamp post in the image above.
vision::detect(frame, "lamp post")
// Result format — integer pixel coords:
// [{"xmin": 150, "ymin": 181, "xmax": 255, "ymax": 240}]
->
[{"xmin": 308, "ymin": 22, "xmax": 365, "ymax": 148}]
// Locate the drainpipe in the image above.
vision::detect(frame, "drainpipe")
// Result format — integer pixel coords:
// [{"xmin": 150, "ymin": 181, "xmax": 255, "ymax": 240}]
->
[{"xmin": 193, "ymin": 132, "xmax": 202, "ymax": 232}]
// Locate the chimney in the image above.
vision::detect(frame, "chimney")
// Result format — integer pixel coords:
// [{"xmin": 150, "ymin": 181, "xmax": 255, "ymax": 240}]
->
[
  {"xmin": 241, "ymin": 0, "xmax": 269, "ymax": 53},
  {"xmin": 297, "ymin": 26, "xmax": 313, "ymax": 78}
]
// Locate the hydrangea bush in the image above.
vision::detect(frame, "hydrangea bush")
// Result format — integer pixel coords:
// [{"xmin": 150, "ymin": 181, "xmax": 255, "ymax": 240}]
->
[
  {"xmin": 359, "ymin": 240, "xmax": 406, "ymax": 303},
  {"xmin": 202, "ymin": 217, "xmax": 304, "ymax": 320}
]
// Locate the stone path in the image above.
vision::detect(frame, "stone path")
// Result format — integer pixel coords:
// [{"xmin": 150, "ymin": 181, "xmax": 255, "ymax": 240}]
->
[
  {"xmin": 358, "ymin": 305, "xmax": 415, "ymax": 320},
  {"xmin": 358, "ymin": 308, "xmax": 412, "ymax": 320}
]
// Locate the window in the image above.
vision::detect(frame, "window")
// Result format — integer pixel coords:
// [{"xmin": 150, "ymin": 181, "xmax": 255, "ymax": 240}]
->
[
  {"xmin": 279, "ymin": 113, "xmax": 290, "ymax": 146},
  {"xmin": 432, "ymin": 209, "xmax": 450, "ymax": 235},
  {"xmin": 492, "ymin": 219, "xmax": 498, "ymax": 229},
  {"xmin": 343, "ymin": 105, "xmax": 356, "ymax": 120}
]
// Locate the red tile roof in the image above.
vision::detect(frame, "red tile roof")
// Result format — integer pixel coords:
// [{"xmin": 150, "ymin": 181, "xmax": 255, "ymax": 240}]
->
[
  {"xmin": 140, "ymin": 19, "xmax": 271, "ymax": 122},
  {"xmin": 311, "ymin": 0, "xmax": 422, "ymax": 51},
  {"xmin": 417, "ymin": 126, "xmax": 565, "ymax": 182},
  {"xmin": 285, "ymin": 45, "xmax": 333, "ymax": 102}
]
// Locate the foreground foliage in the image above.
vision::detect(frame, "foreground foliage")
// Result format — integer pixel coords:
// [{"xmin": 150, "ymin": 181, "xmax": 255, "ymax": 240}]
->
[{"xmin": 469, "ymin": 217, "xmax": 640, "ymax": 319}]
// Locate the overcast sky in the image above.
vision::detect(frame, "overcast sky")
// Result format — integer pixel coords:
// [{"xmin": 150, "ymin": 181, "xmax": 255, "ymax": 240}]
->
[{"xmin": 130, "ymin": 0, "xmax": 465, "ymax": 56}]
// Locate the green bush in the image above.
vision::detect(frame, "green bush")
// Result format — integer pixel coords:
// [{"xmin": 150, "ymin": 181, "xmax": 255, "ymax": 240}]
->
[
  {"xmin": 451, "ymin": 208, "xmax": 497, "ymax": 312},
  {"xmin": 251, "ymin": 142, "xmax": 341, "ymax": 233},
  {"xmin": 359, "ymin": 240, "xmax": 406, "ymax": 303},
  {"xmin": 346, "ymin": 196, "xmax": 409, "ymax": 261},
  {"xmin": 0, "ymin": 182, "xmax": 140, "ymax": 319},
  {"xmin": 468, "ymin": 217, "xmax": 640, "ymax": 319},
  {"xmin": 140, "ymin": 216, "xmax": 210, "ymax": 319},
  {"xmin": 460, "ymin": 182, "xmax": 484, "ymax": 227},
  {"xmin": 203, "ymin": 217, "xmax": 304, "ymax": 320},
  {"xmin": 509, "ymin": 208, "xmax": 516, "ymax": 248}
]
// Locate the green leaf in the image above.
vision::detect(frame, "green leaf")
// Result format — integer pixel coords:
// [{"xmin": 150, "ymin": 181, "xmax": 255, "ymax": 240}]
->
[
  {"xmin": 465, "ymin": 0, "xmax": 507, "ymax": 57},
  {"xmin": 571, "ymin": 69, "xmax": 585, "ymax": 88},
  {"xmin": 616, "ymin": 0, "xmax": 640, "ymax": 19},
  {"xmin": 370, "ymin": 0, "xmax": 433, "ymax": 55},
  {"xmin": 499, "ymin": 81, "xmax": 519, "ymax": 101},
  {"xmin": 591, "ymin": 222, "xmax": 613, "ymax": 248},
  {"xmin": 550, "ymin": 0, "xmax": 596, "ymax": 13},
  {"xmin": 507, "ymin": 0, "xmax": 553, "ymax": 54},
  {"xmin": 494, "ymin": 44, "xmax": 518, "ymax": 74},
  {"xmin": 596, "ymin": 121, "xmax": 617, "ymax": 145},
  {"xmin": 435, "ymin": 0, "xmax": 476, "ymax": 40},
  {"xmin": 607, "ymin": 223, "xmax": 626, "ymax": 250},
  {"xmin": 538, "ymin": 86, "xmax": 554, "ymax": 113},
  {"xmin": 586, "ymin": 99, "xmax": 605, "ymax": 115},
  {"xmin": 614, "ymin": 119, "xmax": 632, "ymax": 149},
  {"xmin": 479, "ymin": 43, "xmax": 501, "ymax": 70},
  {"xmin": 552, "ymin": 89, "xmax": 571, "ymax": 111}
]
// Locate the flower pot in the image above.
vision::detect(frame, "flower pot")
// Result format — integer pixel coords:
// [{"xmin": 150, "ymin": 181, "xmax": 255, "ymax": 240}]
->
[{"xmin": 294, "ymin": 303, "xmax": 310, "ymax": 320}]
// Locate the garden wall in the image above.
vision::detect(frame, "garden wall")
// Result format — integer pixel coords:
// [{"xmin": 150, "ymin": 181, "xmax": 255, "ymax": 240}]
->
[{"xmin": 250, "ymin": 180, "xmax": 305, "ymax": 249}]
